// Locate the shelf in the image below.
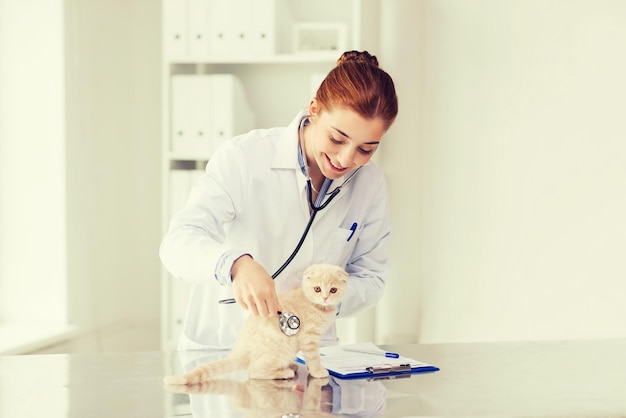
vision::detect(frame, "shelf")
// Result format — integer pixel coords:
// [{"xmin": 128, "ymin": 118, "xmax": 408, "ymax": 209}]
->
[
  {"xmin": 167, "ymin": 153, "xmax": 209, "ymax": 170},
  {"xmin": 167, "ymin": 52, "xmax": 340, "ymax": 65},
  {"xmin": 168, "ymin": 154, "xmax": 209, "ymax": 163}
]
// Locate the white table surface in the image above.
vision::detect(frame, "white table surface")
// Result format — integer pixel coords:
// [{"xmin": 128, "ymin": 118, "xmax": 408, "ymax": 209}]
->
[{"xmin": 1, "ymin": 338, "xmax": 625, "ymax": 417}]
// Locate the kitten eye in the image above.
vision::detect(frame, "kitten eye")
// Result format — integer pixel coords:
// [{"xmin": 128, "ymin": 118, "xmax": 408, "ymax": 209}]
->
[
  {"xmin": 314, "ymin": 286, "xmax": 321, "ymax": 293},
  {"xmin": 330, "ymin": 288, "xmax": 337, "ymax": 293}
]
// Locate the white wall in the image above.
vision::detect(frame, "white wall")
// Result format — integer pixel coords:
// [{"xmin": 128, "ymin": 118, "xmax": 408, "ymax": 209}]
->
[
  {"xmin": 374, "ymin": 0, "xmax": 424, "ymax": 344},
  {"xmin": 64, "ymin": 0, "xmax": 162, "ymax": 331},
  {"xmin": 0, "ymin": 0, "xmax": 161, "ymax": 353},
  {"xmin": 0, "ymin": 0, "xmax": 68, "ymax": 325},
  {"xmin": 380, "ymin": 0, "xmax": 626, "ymax": 343}
]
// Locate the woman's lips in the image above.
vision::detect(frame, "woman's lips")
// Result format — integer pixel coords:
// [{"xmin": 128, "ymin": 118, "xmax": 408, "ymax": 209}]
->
[{"xmin": 326, "ymin": 155, "xmax": 347, "ymax": 172}]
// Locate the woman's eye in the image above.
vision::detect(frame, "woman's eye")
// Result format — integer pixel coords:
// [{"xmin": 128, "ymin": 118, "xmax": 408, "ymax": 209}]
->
[
  {"xmin": 314, "ymin": 286, "xmax": 321, "ymax": 293},
  {"xmin": 330, "ymin": 133, "xmax": 375, "ymax": 155},
  {"xmin": 330, "ymin": 288, "xmax": 337, "ymax": 293}
]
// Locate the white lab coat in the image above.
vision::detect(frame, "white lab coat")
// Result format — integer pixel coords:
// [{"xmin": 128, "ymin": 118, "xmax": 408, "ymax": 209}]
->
[{"xmin": 160, "ymin": 110, "xmax": 391, "ymax": 350}]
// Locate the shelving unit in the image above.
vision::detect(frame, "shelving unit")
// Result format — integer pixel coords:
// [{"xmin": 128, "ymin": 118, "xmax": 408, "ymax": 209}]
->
[{"xmin": 160, "ymin": 0, "xmax": 380, "ymax": 350}]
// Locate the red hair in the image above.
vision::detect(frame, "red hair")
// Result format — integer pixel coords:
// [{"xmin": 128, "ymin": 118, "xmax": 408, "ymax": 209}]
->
[{"xmin": 316, "ymin": 51, "xmax": 398, "ymax": 130}]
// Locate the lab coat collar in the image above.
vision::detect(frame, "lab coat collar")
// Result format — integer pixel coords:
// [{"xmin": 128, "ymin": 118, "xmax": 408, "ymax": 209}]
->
[{"xmin": 272, "ymin": 109, "xmax": 307, "ymax": 171}]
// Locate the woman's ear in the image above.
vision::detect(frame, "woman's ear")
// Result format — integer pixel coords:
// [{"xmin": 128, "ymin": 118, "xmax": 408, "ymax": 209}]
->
[{"xmin": 308, "ymin": 98, "xmax": 319, "ymax": 120}]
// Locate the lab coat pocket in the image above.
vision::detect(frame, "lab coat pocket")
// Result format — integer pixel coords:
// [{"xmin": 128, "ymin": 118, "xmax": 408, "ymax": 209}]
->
[{"xmin": 324, "ymin": 223, "xmax": 361, "ymax": 265}]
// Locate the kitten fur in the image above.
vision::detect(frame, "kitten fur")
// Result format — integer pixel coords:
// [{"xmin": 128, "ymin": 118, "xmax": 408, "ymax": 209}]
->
[
  {"xmin": 164, "ymin": 264, "xmax": 349, "ymax": 384},
  {"xmin": 165, "ymin": 376, "xmax": 335, "ymax": 417}
]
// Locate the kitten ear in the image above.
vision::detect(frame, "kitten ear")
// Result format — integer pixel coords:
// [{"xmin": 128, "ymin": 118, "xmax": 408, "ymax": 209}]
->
[
  {"xmin": 302, "ymin": 264, "xmax": 319, "ymax": 280},
  {"xmin": 336, "ymin": 269, "xmax": 349, "ymax": 282}
]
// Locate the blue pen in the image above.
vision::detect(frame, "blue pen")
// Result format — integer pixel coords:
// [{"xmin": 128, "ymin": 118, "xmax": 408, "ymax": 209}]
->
[
  {"xmin": 347, "ymin": 222, "xmax": 357, "ymax": 241},
  {"xmin": 343, "ymin": 348, "xmax": 400, "ymax": 358}
]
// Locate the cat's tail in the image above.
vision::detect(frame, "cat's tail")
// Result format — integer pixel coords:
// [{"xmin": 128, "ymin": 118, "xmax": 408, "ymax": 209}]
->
[{"xmin": 164, "ymin": 355, "xmax": 246, "ymax": 385}]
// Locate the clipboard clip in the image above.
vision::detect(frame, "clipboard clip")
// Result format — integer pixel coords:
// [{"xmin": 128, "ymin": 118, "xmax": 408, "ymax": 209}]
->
[
  {"xmin": 365, "ymin": 363, "xmax": 411, "ymax": 374},
  {"xmin": 368, "ymin": 373, "xmax": 413, "ymax": 382}
]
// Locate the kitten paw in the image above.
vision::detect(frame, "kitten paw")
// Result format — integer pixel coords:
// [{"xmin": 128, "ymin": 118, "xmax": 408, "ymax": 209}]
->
[
  {"xmin": 308, "ymin": 367, "xmax": 329, "ymax": 379},
  {"xmin": 306, "ymin": 376, "xmax": 329, "ymax": 386}
]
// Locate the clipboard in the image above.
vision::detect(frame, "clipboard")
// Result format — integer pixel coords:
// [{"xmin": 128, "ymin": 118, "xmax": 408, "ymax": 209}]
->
[{"xmin": 296, "ymin": 342, "xmax": 440, "ymax": 380}]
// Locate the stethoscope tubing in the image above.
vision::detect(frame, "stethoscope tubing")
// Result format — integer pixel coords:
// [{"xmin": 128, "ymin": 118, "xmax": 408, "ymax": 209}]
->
[
  {"xmin": 218, "ymin": 115, "xmax": 360, "ymax": 305},
  {"xmin": 218, "ymin": 178, "xmax": 341, "ymax": 304},
  {"xmin": 271, "ymin": 178, "xmax": 341, "ymax": 277}
]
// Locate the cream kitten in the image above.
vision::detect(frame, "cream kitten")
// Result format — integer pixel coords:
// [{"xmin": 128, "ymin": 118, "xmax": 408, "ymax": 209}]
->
[
  {"xmin": 164, "ymin": 264, "xmax": 349, "ymax": 384},
  {"xmin": 166, "ymin": 376, "xmax": 334, "ymax": 417}
]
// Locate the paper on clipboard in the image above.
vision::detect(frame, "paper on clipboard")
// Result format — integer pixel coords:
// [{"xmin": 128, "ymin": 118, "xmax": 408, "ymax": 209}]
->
[{"xmin": 297, "ymin": 342, "xmax": 439, "ymax": 379}]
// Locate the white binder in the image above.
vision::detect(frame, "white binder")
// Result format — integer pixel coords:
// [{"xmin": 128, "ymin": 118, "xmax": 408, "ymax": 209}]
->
[
  {"xmin": 230, "ymin": 0, "xmax": 252, "ymax": 54},
  {"xmin": 163, "ymin": 0, "xmax": 188, "ymax": 59},
  {"xmin": 171, "ymin": 74, "xmax": 212, "ymax": 157},
  {"xmin": 209, "ymin": 74, "xmax": 256, "ymax": 149},
  {"xmin": 171, "ymin": 74, "xmax": 255, "ymax": 158},
  {"xmin": 188, "ymin": 0, "xmax": 211, "ymax": 57},
  {"xmin": 170, "ymin": 75, "xmax": 191, "ymax": 155},
  {"xmin": 165, "ymin": 0, "xmax": 277, "ymax": 58},
  {"xmin": 209, "ymin": 0, "xmax": 237, "ymax": 56},
  {"xmin": 210, "ymin": 0, "xmax": 277, "ymax": 56},
  {"xmin": 250, "ymin": 0, "xmax": 276, "ymax": 56}
]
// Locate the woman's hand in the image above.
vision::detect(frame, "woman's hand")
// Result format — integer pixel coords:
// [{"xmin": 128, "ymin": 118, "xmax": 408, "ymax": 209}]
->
[{"xmin": 231, "ymin": 255, "xmax": 281, "ymax": 316}]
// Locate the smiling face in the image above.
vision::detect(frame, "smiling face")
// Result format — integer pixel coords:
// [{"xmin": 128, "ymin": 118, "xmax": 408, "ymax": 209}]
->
[{"xmin": 303, "ymin": 99, "xmax": 387, "ymax": 182}]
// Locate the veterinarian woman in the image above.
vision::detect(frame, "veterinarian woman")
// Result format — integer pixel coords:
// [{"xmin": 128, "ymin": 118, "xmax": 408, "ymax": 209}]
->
[{"xmin": 160, "ymin": 50, "xmax": 398, "ymax": 350}]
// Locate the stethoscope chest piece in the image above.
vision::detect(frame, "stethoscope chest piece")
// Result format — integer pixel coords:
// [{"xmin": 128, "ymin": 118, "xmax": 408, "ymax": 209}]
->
[{"xmin": 278, "ymin": 311, "xmax": 300, "ymax": 336}]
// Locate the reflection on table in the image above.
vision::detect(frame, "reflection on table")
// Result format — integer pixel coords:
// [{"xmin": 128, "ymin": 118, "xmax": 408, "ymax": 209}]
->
[
  {"xmin": 166, "ymin": 350, "xmax": 387, "ymax": 417},
  {"xmin": 2, "ymin": 339, "xmax": 626, "ymax": 417}
]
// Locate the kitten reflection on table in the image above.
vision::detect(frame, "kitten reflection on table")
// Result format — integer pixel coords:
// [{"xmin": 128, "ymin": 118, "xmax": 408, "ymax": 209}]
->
[
  {"xmin": 166, "ymin": 374, "xmax": 334, "ymax": 418},
  {"xmin": 165, "ymin": 363, "xmax": 387, "ymax": 418}
]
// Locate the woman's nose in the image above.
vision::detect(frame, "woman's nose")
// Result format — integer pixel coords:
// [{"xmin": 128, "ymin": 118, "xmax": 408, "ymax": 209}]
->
[{"xmin": 336, "ymin": 147, "xmax": 356, "ymax": 168}]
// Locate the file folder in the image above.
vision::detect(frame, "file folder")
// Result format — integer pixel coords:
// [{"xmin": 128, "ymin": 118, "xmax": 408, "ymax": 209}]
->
[
  {"xmin": 170, "ymin": 74, "xmax": 255, "ymax": 159},
  {"xmin": 188, "ymin": 0, "xmax": 211, "ymax": 57},
  {"xmin": 210, "ymin": 0, "xmax": 248, "ymax": 56},
  {"xmin": 163, "ymin": 0, "xmax": 188, "ymax": 58},
  {"xmin": 171, "ymin": 75, "xmax": 212, "ymax": 157},
  {"xmin": 297, "ymin": 342, "xmax": 440, "ymax": 380},
  {"xmin": 250, "ymin": 0, "xmax": 276, "ymax": 56},
  {"xmin": 208, "ymin": 74, "xmax": 255, "ymax": 149}
]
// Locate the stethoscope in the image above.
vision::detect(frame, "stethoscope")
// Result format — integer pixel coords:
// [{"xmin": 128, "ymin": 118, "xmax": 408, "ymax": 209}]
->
[{"xmin": 218, "ymin": 115, "xmax": 361, "ymax": 335}]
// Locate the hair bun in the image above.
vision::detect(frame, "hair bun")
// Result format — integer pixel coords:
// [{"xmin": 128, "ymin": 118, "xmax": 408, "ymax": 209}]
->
[{"xmin": 337, "ymin": 50, "xmax": 379, "ymax": 68}]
